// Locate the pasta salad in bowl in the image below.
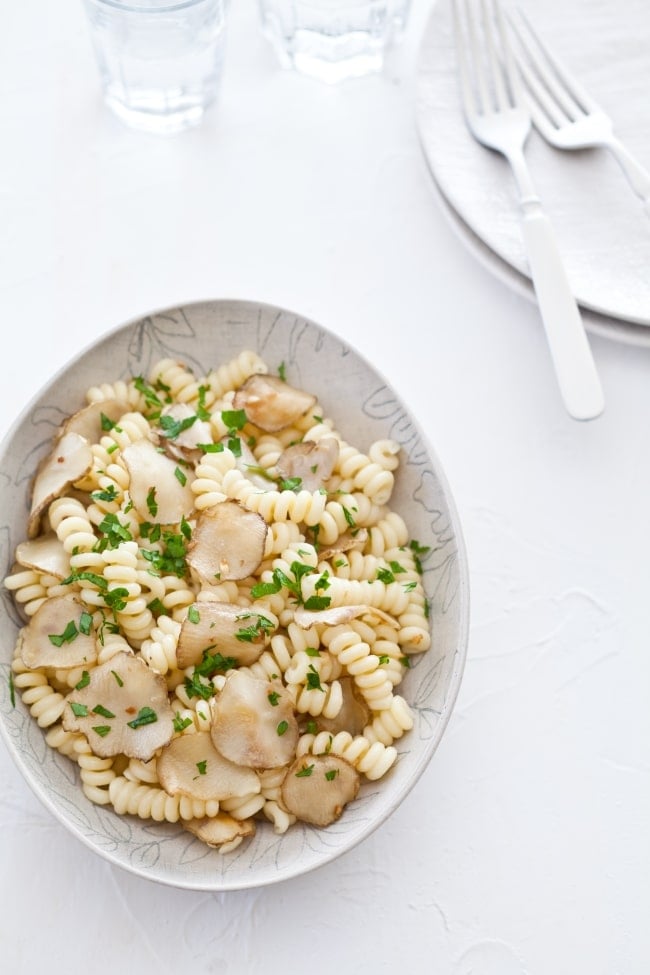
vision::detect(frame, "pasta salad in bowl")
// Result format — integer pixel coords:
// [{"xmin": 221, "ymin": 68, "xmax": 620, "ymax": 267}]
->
[{"xmin": 0, "ymin": 299, "xmax": 469, "ymax": 890}]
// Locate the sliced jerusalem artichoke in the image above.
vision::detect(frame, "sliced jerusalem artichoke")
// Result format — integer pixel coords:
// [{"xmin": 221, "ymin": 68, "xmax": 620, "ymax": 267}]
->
[
  {"xmin": 15, "ymin": 534, "xmax": 69, "ymax": 579},
  {"xmin": 184, "ymin": 813, "xmax": 255, "ymax": 849},
  {"xmin": 293, "ymin": 603, "xmax": 399, "ymax": 629},
  {"xmin": 276, "ymin": 437, "xmax": 339, "ymax": 491},
  {"xmin": 317, "ymin": 528, "xmax": 368, "ymax": 560},
  {"xmin": 18, "ymin": 593, "xmax": 97, "ymax": 670},
  {"xmin": 235, "ymin": 438, "xmax": 275, "ymax": 489},
  {"xmin": 62, "ymin": 651, "xmax": 174, "ymax": 760},
  {"xmin": 177, "ymin": 602, "xmax": 275, "ymax": 670},
  {"xmin": 60, "ymin": 398, "xmax": 129, "ymax": 444},
  {"xmin": 187, "ymin": 501, "xmax": 267, "ymax": 584},
  {"xmin": 28, "ymin": 432, "xmax": 93, "ymax": 537},
  {"xmin": 313, "ymin": 677, "xmax": 369, "ymax": 737},
  {"xmin": 210, "ymin": 670, "xmax": 298, "ymax": 769},
  {"xmin": 121, "ymin": 438, "xmax": 195, "ymax": 524},
  {"xmin": 281, "ymin": 754, "xmax": 360, "ymax": 827},
  {"xmin": 233, "ymin": 374, "xmax": 316, "ymax": 432},
  {"xmin": 158, "ymin": 732, "xmax": 260, "ymax": 802},
  {"xmin": 156, "ymin": 403, "xmax": 213, "ymax": 463}
]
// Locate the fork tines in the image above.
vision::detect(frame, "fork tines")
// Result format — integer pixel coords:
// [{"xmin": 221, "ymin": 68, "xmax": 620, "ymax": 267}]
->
[
  {"xmin": 506, "ymin": 7, "xmax": 599, "ymax": 128},
  {"xmin": 453, "ymin": 0, "xmax": 522, "ymax": 117}
]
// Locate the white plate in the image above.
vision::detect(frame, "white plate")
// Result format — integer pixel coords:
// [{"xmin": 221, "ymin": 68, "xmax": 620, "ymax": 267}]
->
[
  {"xmin": 416, "ymin": 0, "xmax": 650, "ymax": 328},
  {"xmin": 426, "ymin": 167, "xmax": 650, "ymax": 348},
  {"xmin": 0, "ymin": 298, "xmax": 469, "ymax": 890}
]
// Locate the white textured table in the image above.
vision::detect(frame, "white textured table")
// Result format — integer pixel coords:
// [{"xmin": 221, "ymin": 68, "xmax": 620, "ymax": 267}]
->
[{"xmin": 1, "ymin": 1, "xmax": 649, "ymax": 972}]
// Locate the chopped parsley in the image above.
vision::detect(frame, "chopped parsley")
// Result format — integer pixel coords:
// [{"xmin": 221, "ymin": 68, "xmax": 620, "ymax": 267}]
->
[
  {"xmin": 79, "ymin": 611, "xmax": 93, "ymax": 635},
  {"xmin": 92, "ymin": 704, "xmax": 115, "ymax": 719},
  {"xmin": 173, "ymin": 713, "xmax": 193, "ymax": 732},
  {"xmin": 95, "ymin": 512, "xmax": 133, "ymax": 550},
  {"xmin": 159, "ymin": 413, "xmax": 198, "ymax": 440},
  {"xmin": 220, "ymin": 408, "xmax": 247, "ymax": 457},
  {"xmin": 103, "ymin": 587, "xmax": 130, "ymax": 612},
  {"xmin": 276, "ymin": 720, "xmax": 289, "ymax": 736},
  {"xmin": 134, "ymin": 376, "xmax": 164, "ymax": 412},
  {"xmin": 127, "ymin": 707, "xmax": 158, "ymax": 729},
  {"xmin": 140, "ymin": 530, "xmax": 188, "ymax": 578},
  {"xmin": 295, "ymin": 764, "xmax": 314, "ymax": 778},
  {"xmin": 48, "ymin": 620, "xmax": 80, "ymax": 647},
  {"xmin": 146, "ymin": 487, "xmax": 158, "ymax": 517},
  {"xmin": 250, "ymin": 560, "xmax": 331, "ymax": 611},
  {"xmin": 235, "ymin": 614, "xmax": 274, "ymax": 643},
  {"xmin": 409, "ymin": 539, "xmax": 431, "ymax": 575},
  {"xmin": 279, "ymin": 477, "xmax": 302, "ymax": 492},
  {"xmin": 90, "ymin": 484, "xmax": 119, "ymax": 503},
  {"xmin": 305, "ymin": 665, "xmax": 323, "ymax": 691}
]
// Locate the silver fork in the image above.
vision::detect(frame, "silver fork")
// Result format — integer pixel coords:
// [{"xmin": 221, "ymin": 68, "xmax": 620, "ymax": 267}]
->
[
  {"xmin": 507, "ymin": 7, "xmax": 650, "ymax": 214},
  {"xmin": 452, "ymin": 0, "xmax": 604, "ymax": 421}
]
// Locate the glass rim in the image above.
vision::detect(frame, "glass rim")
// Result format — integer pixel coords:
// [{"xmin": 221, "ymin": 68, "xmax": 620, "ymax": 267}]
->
[{"xmin": 85, "ymin": 0, "xmax": 219, "ymax": 12}]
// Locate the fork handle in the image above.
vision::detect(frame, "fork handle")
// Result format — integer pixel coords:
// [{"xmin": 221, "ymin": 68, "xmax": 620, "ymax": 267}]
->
[
  {"xmin": 520, "ymin": 204, "xmax": 604, "ymax": 421},
  {"xmin": 607, "ymin": 137, "xmax": 650, "ymax": 208}
]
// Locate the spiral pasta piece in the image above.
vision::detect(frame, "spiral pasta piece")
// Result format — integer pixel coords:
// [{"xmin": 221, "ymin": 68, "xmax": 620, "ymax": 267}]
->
[
  {"xmin": 49, "ymin": 497, "xmax": 97, "ymax": 555},
  {"xmin": 74, "ymin": 737, "xmax": 116, "ymax": 805},
  {"xmin": 263, "ymin": 800, "xmax": 296, "ymax": 835},
  {"xmin": 263, "ymin": 521, "xmax": 302, "ymax": 558},
  {"xmin": 364, "ymin": 512, "xmax": 410, "ymax": 557},
  {"xmin": 363, "ymin": 695, "xmax": 414, "ymax": 746},
  {"xmin": 219, "ymin": 792, "xmax": 265, "ymax": 821},
  {"xmin": 108, "ymin": 776, "xmax": 220, "ymax": 822},
  {"xmin": 44, "ymin": 723, "xmax": 82, "ymax": 758},
  {"xmin": 123, "ymin": 757, "xmax": 160, "ymax": 784},
  {"xmin": 320, "ymin": 626, "xmax": 393, "ymax": 710},
  {"xmin": 4, "ymin": 569, "xmax": 55, "ymax": 616},
  {"xmin": 335, "ymin": 442, "xmax": 395, "ymax": 506},
  {"xmin": 237, "ymin": 633, "xmax": 294, "ymax": 682},
  {"xmin": 220, "ymin": 468, "xmax": 329, "ymax": 526},
  {"xmin": 148, "ymin": 358, "xmax": 205, "ymax": 406},
  {"xmin": 160, "ymin": 575, "xmax": 199, "ymax": 620},
  {"xmin": 95, "ymin": 628, "xmax": 134, "ymax": 664},
  {"xmin": 286, "ymin": 678, "xmax": 343, "ymax": 718},
  {"xmin": 301, "ymin": 573, "xmax": 411, "ymax": 616},
  {"xmin": 85, "ymin": 379, "xmax": 146, "ymax": 411},
  {"xmin": 383, "ymin": 547, "xmax": 431, "ymax": 653},
  {"xmin": 191, "ymin": 449, "xmax": 237, "ymax": 509},
  {"xmin": 296, "ymin": 731, "xmax": 397, "ymax": 781},
  {"xmin": 12, "ymin": 656, "xmax": 66, "ymax": 728},
  {"xmin": 203, "ymin": 349, "xmax": 268, "ymax": 401},
  {"xmin": 315, "ymin": 493, "xmax": 386, "ymax": 546},
  {"xmin": 140, "ymin": 615, "xmax": 182, "ymax": 675},
  {"xmin": 368, "ymin": 439, "xmax": 401, "ymax": 471}
]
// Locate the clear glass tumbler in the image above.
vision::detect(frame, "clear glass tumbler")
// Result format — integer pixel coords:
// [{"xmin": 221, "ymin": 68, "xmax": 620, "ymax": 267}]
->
[
  {"xmin": 82, "ymin": 0, "xmax": 228, "ymax": 134},
  {"xmin": 257, "ymin": 0, "xmax": 411, "ymax": 83}
]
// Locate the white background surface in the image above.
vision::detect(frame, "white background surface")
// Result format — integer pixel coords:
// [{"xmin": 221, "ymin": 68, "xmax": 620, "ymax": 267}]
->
[{"xmin": 1, "ymin": 1, "xmax": 649, "ymax": 972}]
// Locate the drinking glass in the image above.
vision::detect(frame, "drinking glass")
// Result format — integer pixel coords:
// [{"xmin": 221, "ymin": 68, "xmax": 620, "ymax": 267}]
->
[
  {"xmin": 258, "ymin": 0, "xmax": 411, "ymax": 83},
  {"xmin": 82, "ymin": 0, "xmax": 228, "ymax": 134}
]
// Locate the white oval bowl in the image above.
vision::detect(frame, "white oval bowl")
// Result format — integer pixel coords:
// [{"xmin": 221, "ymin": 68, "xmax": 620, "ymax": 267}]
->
[{"xmin": 0, "ymin": 299, "xmax": 469, "ymax": 890}]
